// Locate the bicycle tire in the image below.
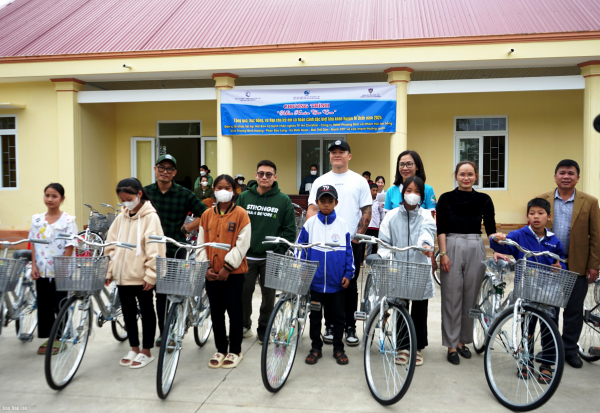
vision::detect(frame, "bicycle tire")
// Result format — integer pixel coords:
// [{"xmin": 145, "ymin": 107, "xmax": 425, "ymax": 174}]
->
[
  {"xmin": 578, "ymin": 281, "xmax": 600, "ymax": 362},
  {"xmin": 484, "ymin": 305, "xmax": 564, "ymax": 411},
  {"xmin": 107, "ymin": 287, "xmax": 128, "ymax": 342},
  {"xmin": 261, "ymin": 297, "xmax": 299, "ymax": 393},
  {"xmin": 473, "ymin": 277, "xmax": 493, "ymax": 354},
  {"xmin": 193, "ymin": 290, "xmax": 212, "ymax": 347},
  {"xmin": 157, "ymin": 302, "xmax": 183, "ymax": 399},
  {"xmin": 45, "ymin": 295, "xmax": 92, "ymax": 390},
  {"xmin": 432, "ymin": 250, "xmax": 441, "ymax": 286},
  {"xmin": 15, "ymin": 277, "xmax": 38, "ymax": 341},
  {"xmin": 364, "ymin": 302, "xmax": 416, "ymax": 406},
  {"xmin": 76, "ymin": 230, "xmax": 104, "ymax": 257}
]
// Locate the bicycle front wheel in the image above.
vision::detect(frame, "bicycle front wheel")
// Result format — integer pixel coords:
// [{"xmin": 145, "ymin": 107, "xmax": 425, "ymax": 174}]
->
[
  {"xmin": 484, "ymin": 306, "xmax": 564, "ymax": 411},
  {"xmin": 76, "ymin": 230, "xmax": 104, "ymax": 257},
  {"xmin": 473, "ymin": 277, "xmax": 493, "ymax": 354},
  {"xmin": 578, "ymin": 281, "xmax": 600, "ymax": 362},
  {"xmin": 364, "ymin": 302, "xmax": 416, "ymax": 406},
  {"xmin": 45, "ymin": 295, "xmax": 92, "ymax": 390},
  {"xmin": 261, "ymin": 297, "xmax": 299, "ymax": 393},
  {"xmin": 109, "ymin": 286, "xmax": 128, "ymax": 342},
  {"xmin": 157, "ymin": 302, "xmax": 184, "ymax": 399},
  {"xmin": 15, "ymin": 278, "xmax": 38, "ymax": 341},
  {"xmin": 193, "ymin": 289, "xmax": 212, "ymax": 347}
]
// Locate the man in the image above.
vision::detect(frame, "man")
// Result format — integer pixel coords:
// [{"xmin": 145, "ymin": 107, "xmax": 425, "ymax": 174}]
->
[
  {"xmin": 539, "ymin": 159, "xmax": 600, "ymax": 368},
  {"xmin": 299, "ymin": 164, "xmax": 319, "ymax": 194},
  {"xmin": 307, "ymin": 140, "xmax": 372, "ymax": 346},
  {"xmin": 144, "ymin": 154, "xmax": 207, "ymax": 342},
  {"xmin": 237, "ymin": 160, "xmax": 297, "ymax": 343}
]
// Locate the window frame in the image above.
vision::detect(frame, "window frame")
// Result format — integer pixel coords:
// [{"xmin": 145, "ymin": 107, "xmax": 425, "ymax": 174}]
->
[
  {"xmin": 156, "ymin": 120, "xmax": 202, "ymax": 138},
  {"xmin": 296, "ymin": 135, "xmax": 346, "ymax": 189},
  {"xmin": 0, "ymin": 114, "xmax": 18, "ymax": 190},
  {"xmin": 453, "ymin": 116, "xmax": 509, "ymax": 191}
]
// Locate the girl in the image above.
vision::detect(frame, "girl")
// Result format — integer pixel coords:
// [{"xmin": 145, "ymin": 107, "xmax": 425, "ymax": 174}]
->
[
  {"xmin": 436, "ymin": 161, "xmax": 496, "ymax": 365},
  {"xmin": 384, "ymin": 151, "xmax": 436, "ymax": 212},
  {"xmin": 104, "ymin": 178, "xmax": 165, "ymax": 369},
  {"xmin": 196, "ymin": 174, "xmax": 251, "ymax": 369},
  {"xmin": 29, "ymin": 183, "xmax": 78, "ymax": 355},
  {"xmin": 378, "ymin": 176, "xmax": 436, "ymax": 366},
  {"xmin": 194, "ymin": 165, "xmax": 213, "ymax": 190},
  {"xmin": 194, "ymin": 175, "xmax": 214, "ymax": 201}
]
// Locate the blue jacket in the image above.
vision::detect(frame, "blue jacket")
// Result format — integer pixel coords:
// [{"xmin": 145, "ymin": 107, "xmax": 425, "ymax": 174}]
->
[
  {"xmin": 490, "ymin": 226, "xmax": 567, "ymax": 269},
  {"xmin": 297, "ymin": 210, "xmax": 355, "ymax": 293}
]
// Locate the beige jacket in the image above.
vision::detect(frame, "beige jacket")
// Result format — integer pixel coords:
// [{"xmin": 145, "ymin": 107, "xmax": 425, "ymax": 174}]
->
[{"xmin": 105, "ymin": 201, "xmax": 165, "ymax": 285}]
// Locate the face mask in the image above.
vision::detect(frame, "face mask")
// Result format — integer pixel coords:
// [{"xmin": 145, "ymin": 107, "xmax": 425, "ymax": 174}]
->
[
  {"xmin": 201, "ymin": 181, "xmax": 208, "ymax": 187},
  {"xmin": 200, "ymin": 171, "xmax": 206, "ymax": 176},
  {"xmin": 310, "ymin": 171, "xmax": 317, "ymax": 176},
  {"xmin": 404, "ymin": 193, "xmax": 421, "ymax": 206},
  {"xmin": 123, "ymin": 196, "xmax": 140, "ymax": 210},
  {"xmin": 215, "ymin": 189, "xmax": 233, "ymax": 203},
  {"xmin": 237, "ymin": 180, "xmax": 244, "ymax": 185}
]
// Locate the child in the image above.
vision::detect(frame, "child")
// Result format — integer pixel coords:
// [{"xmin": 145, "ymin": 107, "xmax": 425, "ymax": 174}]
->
[
  {"xmin": 298, "ymin": 185, "xmax": 354, "ymax": 365},
  {"xmin": 366, "ymin": 182, "xmax": 385, "ymax": 256},
  {"xmin": 362, "ymin": 171, "xmax": 373, "ymax": 185},
  {"xmin": 29, "ymin": 183, "xmax": 78, "ymax": 355},
  {"xmin": 196, "ymin": 174, "xmax": 251, "ymax": 369},
  {"xmin": 378, "ymin": 176, "xmax": 436, "ymax": 366},
  {"xmin": 194, "ymin": 175, "xmax": 214, "ymax": 201},
  {"xmin": 105, "ymin": 178, "xmax": 165, "ymax": 369},
  {"xmin": 489, "ymin": 197, "xmax": 566, "ymax": 384}
]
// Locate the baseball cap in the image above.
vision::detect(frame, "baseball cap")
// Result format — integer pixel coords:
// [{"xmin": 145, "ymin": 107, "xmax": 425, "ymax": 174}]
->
[
  {"xmin": 156, "ymin": 154, "xmax": 177, "ymax": 168},
  {"xmin": 316, "ymin": 185, "xmax": 338, "ymax": 200},
  {"xmin": 328, "ymin": 139, "xmax": 351, "ymax": 153},
  {"xmin": 235, "ymin": 174, "xmax": 245, "ymax": 180}
]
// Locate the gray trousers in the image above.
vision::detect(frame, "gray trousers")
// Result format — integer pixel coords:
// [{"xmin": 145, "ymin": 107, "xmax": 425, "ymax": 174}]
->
[
  {"xmin": 242, "ymin": 259, "xmax": 276, "ymax": 331},
  {"xmin": 440, "ymin": 234, "xmax": 486, "ymax": 348}
]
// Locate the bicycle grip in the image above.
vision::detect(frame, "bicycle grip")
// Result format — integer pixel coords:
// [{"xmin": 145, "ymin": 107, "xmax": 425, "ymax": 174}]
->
[
  {"xmin": 30, "ymin": 238, "xmax": 50, "ymax": 244},
  {"xmin": 121, "ymin": 243, "xmax": 137, "ymax": 248},
  {"xmin": 264, "ymin": 236, "xmax": 278, "ymax": 241},
  {"xmin": 324, "ymin": 243, "xmax": 339, "ymax": 248},
  {"xmin": 101, "ymin": 203, "xmax": 109, "ymax": 207},
  {"xmin": 354, "ymin": 234, "xmax": 371, "ymax": 241},
  {"xmin": 149, "ymin": 235, "xmax": 164, "ymax": 240},
  {"xmin": 57, "ymin": 233, "xmax": 73, "ymax": 238}
]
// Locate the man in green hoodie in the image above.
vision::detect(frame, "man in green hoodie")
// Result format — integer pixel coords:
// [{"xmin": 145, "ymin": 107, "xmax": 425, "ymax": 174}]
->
[{"xmin": 237, "ymin": 159, "xmax": 297, "ymax": 343}]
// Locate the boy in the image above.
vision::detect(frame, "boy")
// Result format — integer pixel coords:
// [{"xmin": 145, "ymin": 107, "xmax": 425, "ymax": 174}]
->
[
  {"xmin": 362, "ymin": 171, "xmax": 373, "ymax": 184},
  {"xmin": 489, "ymin": 197, "xmax": 567, "ymax": 384},
  {"xmin": 298, "ymin": 185, "xmax": 354, "ymax": 365},
  {"xmin": 366, "ymin": 182, "xmax": 385, "ymax": 255}
]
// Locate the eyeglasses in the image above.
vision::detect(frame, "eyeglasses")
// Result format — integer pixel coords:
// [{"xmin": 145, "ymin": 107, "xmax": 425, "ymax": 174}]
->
[
  {"xmin": 157, "ymin": 165, "xmax": 176, "ymax": 174},
  {"xmin": 399, "ymin": 162, "xmax": 415, "ymax": 169},
  {"xmin": 256, "ymin": 171, "xmax": 274, "ymax": 179}
]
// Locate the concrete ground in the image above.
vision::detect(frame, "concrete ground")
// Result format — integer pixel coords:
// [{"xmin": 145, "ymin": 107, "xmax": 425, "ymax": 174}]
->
[{"xmin": 0, "ymin": 269, "xmax": 598, "ymax": 413}]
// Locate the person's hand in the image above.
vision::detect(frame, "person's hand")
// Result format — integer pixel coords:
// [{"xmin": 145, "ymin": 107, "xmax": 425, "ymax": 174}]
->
[
  {"xmin": 104, "ymin": 278, "xmax": 112, "ymax": 286},
  {"xmin": 440, "ymin": 254, "xmax": 450, "ymax": 273},
  {"xmin": 341, "ymin": 278, "xmax": 350, "ymax": 289},
  {"xmin": 351, "ymin": 238, "xmax": 359, "ymax": 244},
  {"xmin": 180, "ymin": 225, "xmax": 189, "ymax": 236},
  {"xmin": 493, "ymin": 252, "xmax": 509, "ymax": 263},
  {"xmin": 421, "ymin": 245, "xmax": 433, "ymax": 258},
  {"xmin": 586, "ymin": 268, "xmax": 599, "ymax": 284},
  {"xmin": 30, "ymin": 265, "xmax": 40, "ymax": 280},
  {"xmin": 431, "ymin": 255, "xmax": 438, "ymax": 273},
  {"xmin": 142, "ymin": 281, "xmax": 153, "ymax": 291},
  {"xmin": 216, "ymin": 268, "xmax": 230, "ymax": 281},
  {"xmin": 206, "ymin": 268, "xmax": 218, "ymax": 281},
  {"xmin": 551, "ymin": 260, "xmax": 562, "ymax": 269},
  {"xmin": 490, "ymin": 232, "xmax": 506, "ymax": 242}
]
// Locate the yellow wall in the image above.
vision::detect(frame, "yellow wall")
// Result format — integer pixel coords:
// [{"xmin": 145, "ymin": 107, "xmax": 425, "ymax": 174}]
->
[{"xmin": 407, "ymin": 90, "xmax": 584, "ymax": 224}]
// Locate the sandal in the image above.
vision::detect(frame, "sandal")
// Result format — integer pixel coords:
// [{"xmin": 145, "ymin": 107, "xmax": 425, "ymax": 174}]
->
[
  {"xmin": 37, "ymin": 341, "xmax": 49, "ymax": 355},
  {"xmin": 305, "ymin": 349, "xmax": 322, "ymax": 365},
  {"xmin": 517, "ymin": 363, "xmax": 532, "ymax": 380},
  {"xmin": 119, "ymin": 351, "xmax": 138, "ymax": 367},
  {"xmin": 334, "ymin": 350, "xmax": 349, "ymax": 365},
  {"xmin": 416, "ymin": 350, "xmax": 424, "ymax": 366},
  {"xmin": 208, "ymin": 352, "xmax": 226, "ymax": 369},
  {"xmin": 222, "ymin": 352, "xmax": 243, "ymax": 369},
  {"xmin": 537, "ymin": 365, "xmax": 554, "ymax": 384},
  {"xmin": 395, "ymin": 349, "xmax": 409, "ymax": 365},
  {"xmin": 130, "ymin": 353, "xmax": 155, "ymax": 369}
]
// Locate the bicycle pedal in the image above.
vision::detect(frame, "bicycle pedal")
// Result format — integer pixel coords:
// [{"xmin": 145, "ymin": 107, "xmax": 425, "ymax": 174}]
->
[
  {"xmin": 354, "ymin": 311, "xmax": 367, "ymax": 321},
  {"xmin": 468, "ymin": 309, "xmax": 481, "ymax": 319},
  {"xmin": 309, "ymin": 301, "xmax": 321, "ymax": 312},
  {"xmin": 19, "ymin": 333, "xmax": 33, "ymax": 343},
  {"xmin": 589, "ymin": 347, "xmax": 600, "ymax": 356}
]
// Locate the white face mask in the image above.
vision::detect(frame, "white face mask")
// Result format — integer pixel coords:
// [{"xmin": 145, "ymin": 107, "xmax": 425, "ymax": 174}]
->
[
  {"xmin": 237, "ymin": 180, "xmax": 244, "ymax": 185},
  {"xmin": 201, "ymin": 181, "xmax": 208, "ymax": 187},
  {"xmin": 404, "ymin": 193, "xmax": 421, "ymax": 206},
  {"xmin": 200, "ymin": 171, "xmax": 206, "ymax": 176},
  {"xmin": 215, "ymin": 189, "xmax": 233, "ymax": 203},
  {"xmin": 123, "ymin": 196, "xmax": 140, "ymax": 211},
  {"xmin": 310, "ymin": 170, "xmax": 317, "ymax": 176}
]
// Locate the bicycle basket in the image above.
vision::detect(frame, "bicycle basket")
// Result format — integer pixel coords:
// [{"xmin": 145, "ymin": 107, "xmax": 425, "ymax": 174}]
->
[
  {"xmin": 156, "ymin": 257, "xmax": 208, "ymax": 297},
  {"xmin": 53, "ymin": 256, "xmax": 109, "ymax": 292},
  {"xmin": 513, "ymin": 260, "xmax": 578, "ymax": 308},
  {"xmin": 0, "ymin": 258, "xmax": 27, "ymax": 293},
  {"xmin": 370, "ymin": 259, "xmax": 431, "ymax": 300},
  {"xmin": 105, "ymin": 213, "xmax": 117, "ymax": 228},
  {"xmin": 88, "ymin": 213, "xmax": 110, "ymax": 233},
  {"xmin": 264, "ymin": 251, "xmax": 319, "ymax": 295}
]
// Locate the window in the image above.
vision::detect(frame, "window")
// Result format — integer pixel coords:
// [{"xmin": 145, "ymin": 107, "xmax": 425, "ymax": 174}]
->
[
  {"xmin": 454, "ymin": 116, "xmax": 508, "ymax": 190},
  {"xmin": 296, "ymin": 136, "xmax": 346, "ymax": 189},
  {"xmin": 157, "ymin": 121, "xmax": 201, "ymax": 137},
  {"xmin": 0, "ymin": 115, "xmax": 17, "ymax": 189}
]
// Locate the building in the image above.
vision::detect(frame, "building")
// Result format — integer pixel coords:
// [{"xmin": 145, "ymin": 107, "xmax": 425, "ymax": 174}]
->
[{"xmin": 1, "ymin": 0, "xmax": 599, "ymax": 236}]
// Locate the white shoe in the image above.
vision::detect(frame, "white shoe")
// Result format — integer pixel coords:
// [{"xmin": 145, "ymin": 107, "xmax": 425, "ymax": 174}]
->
[
  {"xmin": 130, "ymin": 353, "xmax": 155, "ymax": 369},
  {"xmin": 242, "ymin": 327, "xmax": 253, "ymax": 338},
  {"xmin": 119, "ymin": 351, "xmax": 138, "ymax": 367}
]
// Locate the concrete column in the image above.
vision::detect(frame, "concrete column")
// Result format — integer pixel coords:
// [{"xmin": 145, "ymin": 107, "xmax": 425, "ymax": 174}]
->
[
  {"xmin": 579, "ymin": 61, "xmax": 600, "ymax": 198},
  {"xmin": 385, "ymin": 67, "xmax": 413, "ymax": 182},
  {"xmin": 213, "ymin": 73, "xmax": 237, "ymax": 177},
  {"xmin": 51, "ymin": 78, "xmax": 85, "ymax": 228}
]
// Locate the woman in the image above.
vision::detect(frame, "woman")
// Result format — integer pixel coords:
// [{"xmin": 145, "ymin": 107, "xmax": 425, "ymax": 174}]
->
[
  {"xmin": 29, "ymin": 183, "xmax": 78, "ymax": 355},
  {"xmin": 374, "ymin": 176, "xmax": 386, "ymax": 202},
  {"xmin": 105, "ymin": 178, "xmax": 165, "ymax": 369},
  {"xmin": 384, "ymin": 151, "xmax": 436, "ymax": 212},
  {"xmin": 194, "ymin": 175, "xmax": 214, "ymax": 201},
  {"xmin": 299, "ymin": 164, "xmax": 319, "ymax": 194},
  {"xmin": 437, "ymin": 161, "xmax": 496, "ymax": 365},
  {"xmin": 234, "ymin": 174, "xmax": 248, "ymax": 194},
  {"xmin": 196, "ymin": 175, "xmax": 251, "ymax": 369},
  {"xmin": 194, "ymin": 165, "xmax": 213, "ymax": 190},
  {"xmin": 379, "ymin": 176, "xmax": 436, "ymax": 366}
]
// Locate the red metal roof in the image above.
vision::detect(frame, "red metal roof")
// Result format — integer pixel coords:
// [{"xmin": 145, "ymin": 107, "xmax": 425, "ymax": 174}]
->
[{"xmin": 0, "ymin": 0, "xmax": 599, "ymax": 57}]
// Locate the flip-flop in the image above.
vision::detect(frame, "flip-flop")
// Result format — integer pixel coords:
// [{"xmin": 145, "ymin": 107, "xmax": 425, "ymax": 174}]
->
[
  {"xmin": 208, "ymin": 352, "xmax": 226, "ymax": 369},
  {"xmin": 416, "ymin": 350, "xmax": 424, "ymax": 366},
  {"xmin": 119, "ymin": 351, "xmax": 138, "ymax": 367},
  {"xmin": 37, "ymin": 341, "xmax": 49, "ymax": 355},
  {"xmin": 222, "ymin": 353, "xmax": 244, "ymax": 369},
  {"xmin": 129, "ymin": 353, "xmax": 155, "ymax": 369},
  {"xmin": 395, "ymin": 349, "xmax": 409, "ymax": 365}
]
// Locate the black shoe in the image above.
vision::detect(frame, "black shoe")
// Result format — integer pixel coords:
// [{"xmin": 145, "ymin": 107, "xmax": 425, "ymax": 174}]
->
[
  {"xmin": 345, "ymin": 327, "xmax": 360, "ymax": 347},
  {"xmin": 322, "ymin": 325, "xmax": 334, "ymax": 345},
  {"xmin": 457, "ymin": 345, "xmax": 472, "ymax": 359},
  {"xmin": 257, "ymin": 327, "xmax": 265, "ymax": 345},
  {"xmin": 447, "ymin": 351, "xmax": 460, "ymax": 365},
  {"xmin": 565, "ymin": 353, "xmax": 583, "ymax": 368}
]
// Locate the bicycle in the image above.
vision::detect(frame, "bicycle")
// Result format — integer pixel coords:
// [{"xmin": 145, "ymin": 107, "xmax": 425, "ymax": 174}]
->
[
  {"xmin": 482, "ymin": 238, "xmax": 578, "ymax": 411},
  {"xmin": 44, "ymin": 233, "xmax": 135, "ymax": 390},
  {"xmin": 147, "ymin": 235, "xmax": 230, "ymax": 399},
  {"xmin": 0, "ymin": 238, "xmax": 49, "ymax": 340},
  {"xmin": 260, "ymin": 236, "xmax": 337, "ymax": 393},
  {"xmin": 578, "ymin": 278, "xmax": 600, "ymax": 362},
  {"xmin": 76, "ymin": 203, "xmax": 119, "ymax": 257},
  {"xmin": 292, "ymin": 203, "xmax": 307, "ymax": 237},
  {"xmin": 354, "ymin": 234, "xmax": 432, "ymax": 406}
]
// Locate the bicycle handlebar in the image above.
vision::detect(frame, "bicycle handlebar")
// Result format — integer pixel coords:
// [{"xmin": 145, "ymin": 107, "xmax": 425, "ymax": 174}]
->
[
  {"xmin": 0, "ymin": 238, "xmax": 50, "ymax": 246},
  {"xmin": 354, "ymin": 234, "xmax": 432, "ymax": 253},
  {"xmin": 57, "ymin": 233, "xmax": 136, "ymax": 250},
  {"xmin": 491, "ymin": 237, "xmax": 566, "ymax": 263},
  {"xmin": 147, "ymin": 235, "xmax": 230, "ymax": 251},
  {"xmin": 262, "ymin": 236, "xmax": 338, "ymax": 250},
  {"xmin": 101, "ymin": 203, "xmax": 121, "ymax": 212}
]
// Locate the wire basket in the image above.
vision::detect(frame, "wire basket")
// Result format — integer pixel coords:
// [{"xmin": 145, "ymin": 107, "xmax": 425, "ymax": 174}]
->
[
  {"xmin": 88, "ymin": 213, "xmax": 110, "ymax": 233},
  {"xmin": 106, "ymin": 213, "xmax": 117, "ymax": 228},
  {"xmin": 53, "ymin": 256, "xmax": 110, "ymax": 292},
  {"xmin": 0, "ymin": 258, "xmax": 27, "ymax": 293},
  {"xmin": 370, "ymin": 259, "xmax": 431, "ymax": 300},
  {"xmin": 156, "ymin": 257, "xmax": 208, "ymax": 297},
  {"xmin": 265, "ymin": 251, "xmax": 319, "ymax": 295},
  {"xmin": 513, "ymin": 260, "xmax": 578, "ymax": 308}
]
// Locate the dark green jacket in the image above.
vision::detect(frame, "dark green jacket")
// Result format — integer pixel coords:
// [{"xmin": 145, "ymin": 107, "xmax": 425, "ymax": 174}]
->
[
  {"xmin": 236, "ymin": 181, "xmax": 296, "ymax": 257},
  {"xmin": 194, "ymin": 186, "xmax": 214, "ymax": 200}
]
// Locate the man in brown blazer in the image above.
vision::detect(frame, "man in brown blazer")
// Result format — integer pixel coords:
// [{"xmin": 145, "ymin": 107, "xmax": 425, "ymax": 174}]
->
[{"xmin": 539, "ymin": 159, "xmax": 600, "ymax": 368}]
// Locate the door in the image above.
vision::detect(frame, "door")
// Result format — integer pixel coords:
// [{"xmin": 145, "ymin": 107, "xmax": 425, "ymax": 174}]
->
[
  {"xmin": 130, "ymin": 137, "xmax": 156, "ymax": 186},
  {"xmin": 157, "ymin": 137, "xmax": 202, "ymax": 191}
]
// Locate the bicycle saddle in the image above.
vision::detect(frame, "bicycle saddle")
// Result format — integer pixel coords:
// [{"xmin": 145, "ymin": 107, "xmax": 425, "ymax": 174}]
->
[{"xmin": 13, "ymin": 250, "xmax": 32, "ymax": 261}]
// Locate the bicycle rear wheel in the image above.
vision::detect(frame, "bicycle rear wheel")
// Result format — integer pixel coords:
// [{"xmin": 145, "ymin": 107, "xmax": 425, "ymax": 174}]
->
[
  {"xmin": 578, "ymin": 281, "xmax": 600, "ymax": 362},
  {"xmin": 261, "ymin": 297, "xmax": 299, "ymax": 393},
  {"xmin": 45, "ymin": 295, "xmax": 92, "ymax": 390},
  {"xmin": 15, "ymin": 277, "xmax": 38, "ymax": 341},
  {"xmin": 432, "ymin": 250, "xmax": 441, "ymax": 286},
  {"xmin": 76, "ymin": 230, "xmax": 104, "ymax": 257},
  {"xmin": 484, "ymin": 306, "xmax": 564, "ymax": 411},
  {"xmin": 193, "ymin": 289, "xmax": 212, "ymax": 347},
  {"xmin": 157, "ymin": 302, "xmax": 184, "ymax": 399},
  {"xmin": 364, "ymin": 302, "xmax": 416, "ymax": 406},
  {"xmin": 473, "ymin": 277, "xmax": 493, "ymax": 354}
]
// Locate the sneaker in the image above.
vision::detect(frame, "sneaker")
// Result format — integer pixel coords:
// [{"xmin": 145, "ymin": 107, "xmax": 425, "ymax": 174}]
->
[
  {"xmin": 257, "ymin": 327, "xmax": 265, "ymax": 344},
  {"xmin": 242, "ymin": 327, "xmax": 254, "ymax": 338},
  {"xmin": 345, "ymin": 326, "xmax": 360, "ymax": 347},
  {"xmin": 322, "ymin": 325, "xmax": 334, "ymax": 345}
]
